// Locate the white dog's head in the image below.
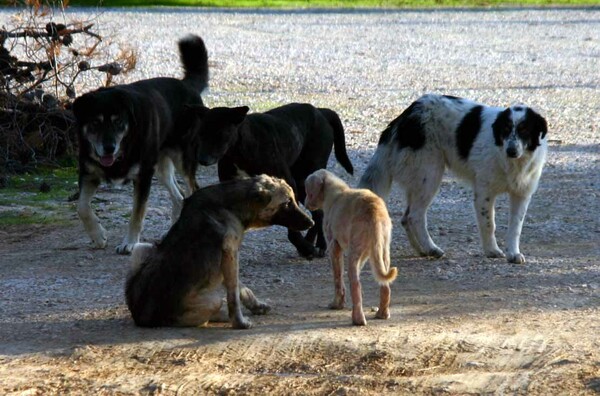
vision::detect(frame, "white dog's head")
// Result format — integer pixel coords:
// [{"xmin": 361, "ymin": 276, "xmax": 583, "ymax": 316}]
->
[{"xmin": 492, "ymin": 106, "xmax": 548, "ymax": 160}]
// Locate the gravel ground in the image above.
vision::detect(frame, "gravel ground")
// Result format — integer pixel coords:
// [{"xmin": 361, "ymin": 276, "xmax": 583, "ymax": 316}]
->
[{"xmin": 1, "ymin": 6, "xmax": 599, "ymax": 395}]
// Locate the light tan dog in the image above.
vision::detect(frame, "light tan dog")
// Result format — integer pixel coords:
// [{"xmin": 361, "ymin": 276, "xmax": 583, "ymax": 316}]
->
[{"xmin": 305, "ymin": 169, "xmax": 398, "ymax": 326}]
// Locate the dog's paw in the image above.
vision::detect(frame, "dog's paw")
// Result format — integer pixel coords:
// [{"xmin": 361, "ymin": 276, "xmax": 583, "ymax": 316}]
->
[
  {"xmin": 296, "ymin": 247, "xmax": 315, "ymax": 260},
  {"xmin": 329, "ymin": 294, "xmax": 345, "ymax": 310},
  {"xmin": 116, "ymin": 242, "xmax": 136, "ymax": 255},
  {"xmin": 507, "ymin": 253, "xmax": 526, "ymax": 264},
  {"xmin": 352, "ymin": 313, "xmax": 367, "ymax": 326},
  {"xmin": 315, "ymin": 248, "xmax": 326, "ymax": 258},
  {"xmin": 89, "ymin": 225, "xmax": 108, "ymax": 249},
  {"xmin": 250, "ymin": 302, "xmax": 271, "ymax": 316},
  {"xmin": 374, "ymin": 308, "xmax": 390, "ymax": 320},
  {"xmin": 420, "ymin": 247, "xmax": 445, "ymax": 259},
  {"xmin": 485, "ymin": 248, "xmax": 506, "ymax": 259},
  {"xmin": 232, "ymin": 317, "xmax": 253, "ymax": 330}
]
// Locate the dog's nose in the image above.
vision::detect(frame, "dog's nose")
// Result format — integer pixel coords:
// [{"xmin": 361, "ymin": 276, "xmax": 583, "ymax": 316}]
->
[
  {"xmin": 103, "ymin": 142, "xmax": 116, "ymax": 154},
  {"xmin": 197, "ymin": 155, "xmax": 217, "ymax": 166},
  {"xmin": 506, "ymin": 147, "xmax": 519, "ymax": 158}
]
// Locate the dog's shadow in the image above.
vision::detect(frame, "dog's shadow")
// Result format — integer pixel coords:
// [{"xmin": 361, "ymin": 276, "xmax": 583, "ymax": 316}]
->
[{"xmin": 0, "ymin": 311, "xmax": 362, "ymax": 357}]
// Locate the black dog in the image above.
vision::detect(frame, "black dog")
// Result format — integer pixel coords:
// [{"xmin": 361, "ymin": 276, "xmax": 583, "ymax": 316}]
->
[
  {"xmin": 125, "ymin": 175, "xmax": 314, "ymax": 329},
  {"xmin": 73, "ymin": 34, "xmax": 209, "ymax": 254},
  {"xmin": 186, "ymin": 103, "xmax": 354, "ymax": 259}
]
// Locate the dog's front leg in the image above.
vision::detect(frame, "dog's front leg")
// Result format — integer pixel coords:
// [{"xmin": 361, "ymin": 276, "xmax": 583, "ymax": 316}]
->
[
  {"xmin": 328, "ymin": 240, "xmax": 346, "ymax": 310},
  {"xmin": 473, "ymin": 187, "xmax": 504, "ymax": 258},
  {"xmin": 506, "ymin": 193, "xmax": 531, "ymax": 264},
  {"xmin": 222, "ymin": 245, "xmax": 252, "ymax": 329},
  {"xmin": 77, "ymin": 175, "xmax": 107, "ymax": 248},
  {"xmin": 117, "ymin": 171, "xmax": 153, "ymax": 255}
]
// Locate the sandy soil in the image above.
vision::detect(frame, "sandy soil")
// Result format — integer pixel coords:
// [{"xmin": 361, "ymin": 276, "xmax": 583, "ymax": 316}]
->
[{"xmin": 1, "ymin": 6, "xmax": 599, "ymax": 395}]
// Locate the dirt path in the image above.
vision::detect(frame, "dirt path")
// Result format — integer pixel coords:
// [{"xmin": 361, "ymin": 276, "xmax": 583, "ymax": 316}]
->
[
  {"xmin": 1, "ymin": 141, "xmax": 599, "ymax": 394},
  {"xmin": 1, "ymin": 6, "xmax": 599, "ymax": 395}
]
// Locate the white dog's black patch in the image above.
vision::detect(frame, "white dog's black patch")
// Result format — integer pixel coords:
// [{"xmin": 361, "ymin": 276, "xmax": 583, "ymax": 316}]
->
[
  {"xmin": 455, "ymin": 105, "xmax": 484, "ymax": 159},
  {"xmin": 359, "ymin": 94, "xmax": 548, "ymax": 264}
]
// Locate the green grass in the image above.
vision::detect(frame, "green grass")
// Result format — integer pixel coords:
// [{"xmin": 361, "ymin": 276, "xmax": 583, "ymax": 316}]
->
[
  {"xmin": 0, "ymin": 210, "xmax": 70, "ymax": 226},
  {"xmin": 0, "ymin": 167, "xmax": 78, "ymax": 227},
  {"xmin": 67, "ymin": 0, "xmax": 600, "ymax": 7}
]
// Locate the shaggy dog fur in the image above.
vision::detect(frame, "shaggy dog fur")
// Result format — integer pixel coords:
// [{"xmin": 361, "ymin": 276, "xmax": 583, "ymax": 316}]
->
[
  {"xmin": 184, "ymin": 102, "xmax": 354, "ymax": 259},
  {"xmin": 125, "ymin": 175, "xmax": 314, "ymax": 329},
  {"xmin": 73, "ymin": 34, "xmax": 209, "ymax": 254},
  {"xmin": 359, "ymin": 94, "xmax": 548, "ymax": 264},
  {"xmin": 305, "ymin": 169, "xmax": 398, "ymax": 326}
]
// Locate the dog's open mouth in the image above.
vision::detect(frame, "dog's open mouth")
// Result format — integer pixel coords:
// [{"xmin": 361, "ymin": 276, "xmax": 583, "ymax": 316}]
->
[{"xmin": 99, "ymin": 155, "xmax": 116, "ymax": 167}]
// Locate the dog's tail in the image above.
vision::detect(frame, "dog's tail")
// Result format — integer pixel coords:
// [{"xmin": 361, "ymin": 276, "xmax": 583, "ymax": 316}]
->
[
  {"xmin": 358, "ymin": 138, "xmax": 394, "ymax": 200},
  {"xmin": 319, "ymin": 108, "xmax": 354, "ymax": 175},
  {"xmin": 129, "ymin": 242, "xmax": 155, "ymax": 275},
  {"xmin": 178, "ymin": 34, "xmax": 209, "ymax": 93},
  {"xmin": 369, "ymin": 221, "xmax": 398, "ymax": 284}
]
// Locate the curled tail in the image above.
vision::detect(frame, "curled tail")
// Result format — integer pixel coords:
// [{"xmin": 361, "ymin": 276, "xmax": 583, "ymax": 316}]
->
[
  {"xmin": 319, "ymin": 107, "xmax": 354, "ymax": 175},
  {"xmin": 178, "ymin": 34, "xmax": 209, "ymax": 93},
  {"xmin": 370, "ymin": 222, "xmax": 397, "ymax": 284}
]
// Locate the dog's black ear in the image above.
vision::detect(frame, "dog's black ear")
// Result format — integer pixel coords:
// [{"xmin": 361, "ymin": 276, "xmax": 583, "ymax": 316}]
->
[
  {"xmin": 492, "ymin": 108, "xmax": 512, "ymax": 146},
  {"xmin": 72, "ymin": 93, "xmax": 93, "ymax": 119},
  {"xmin": 527, "ymin": 108, "xmax": 548, "ymax": 140},
  {"xmin": 186, "ymin": 104, "xmax": 210, "ymax": 119},
  {"xmin": 525, "ymin": 108, "xmax": 548, "ymax": 151},
  {"xmin": 230, "ymin": 106, "xmax": 249, "ymax": 124}
]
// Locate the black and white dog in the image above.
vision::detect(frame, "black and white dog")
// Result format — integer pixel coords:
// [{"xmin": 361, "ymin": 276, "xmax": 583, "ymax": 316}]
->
[
  {"xmin": 73, "ymin": 35, "xmax": 209, "ymax": 254},
  {"xmin": 359, "ymin": 94, "xmax": 548, "ymax": 264}
]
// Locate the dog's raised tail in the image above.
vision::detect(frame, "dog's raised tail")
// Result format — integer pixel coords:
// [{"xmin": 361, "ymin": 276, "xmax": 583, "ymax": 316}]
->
[
  {"xmin": 319, "ymin": 108, "xmax": 354, "ymax": 175},
  {"xmin": 178, "ymin": 34, "xmax": 209, "ymax": 93}
]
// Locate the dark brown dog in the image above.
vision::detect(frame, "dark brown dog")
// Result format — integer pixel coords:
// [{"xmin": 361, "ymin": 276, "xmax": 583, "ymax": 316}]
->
[
  {"xmin": 125, "ymin": 175, "xmax": 314, "ymax": 329},
  {"xmin": 73, "ymin": 35, "xmax": 208, "ymax": 254}
]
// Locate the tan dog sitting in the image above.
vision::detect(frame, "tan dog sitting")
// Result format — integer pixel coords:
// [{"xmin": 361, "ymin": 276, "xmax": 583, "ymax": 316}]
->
[{"xmin": 305, "ymin": 169, "xmax": 398, "ymax": 326}]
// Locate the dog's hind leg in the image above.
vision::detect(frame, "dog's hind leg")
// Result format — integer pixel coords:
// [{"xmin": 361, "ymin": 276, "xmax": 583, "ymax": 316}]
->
[
  {"xmin": 156, "ymin": 155, "xmax": 185, "ymax": 223},
  {"xmin": 240, "ymin": 284, "xmax": 271, "ymax": 315},
  {"xmin": 117, "ymin": 170, "xmax": 153, "ymax": 255},
  {"xmin": 401, "ymin": 159, "xmax": 445, "ymax": 258},
  {"xmin": 77, "ymin": 175, "xmax": 107, "ymax": 248},
  {"xmin": 328, "ymin": 240, "xmax": 346, "ymax": 310},
  {"xmin": 347, "ymin": 251, "xmax": 367, "ymax": 326},
  {"xmin": 505, "ymin": 193, "xmax": 531, "ymax": 264},
  {"xmin": 177, "ymin": 287, "xmax": 223, "ymax": 327}
]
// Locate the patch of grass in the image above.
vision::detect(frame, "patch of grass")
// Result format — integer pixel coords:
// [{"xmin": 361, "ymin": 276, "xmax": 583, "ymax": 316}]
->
[
  {"xmin": 0, "ymin": 167, "xmax": 78, "ymax": 227},
  {"xmin": 67, "ymin": 0, "xmax": 600, "ymax": 7},
  {"xmin": 0, "ymin": 210, "xmax": 70, "ymax": 226}
]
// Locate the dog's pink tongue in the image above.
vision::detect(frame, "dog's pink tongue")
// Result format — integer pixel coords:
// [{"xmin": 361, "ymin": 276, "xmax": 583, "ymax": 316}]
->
[{"xmin": 100, "ymin": 155, "xmax": 115, "ymax": 167}]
